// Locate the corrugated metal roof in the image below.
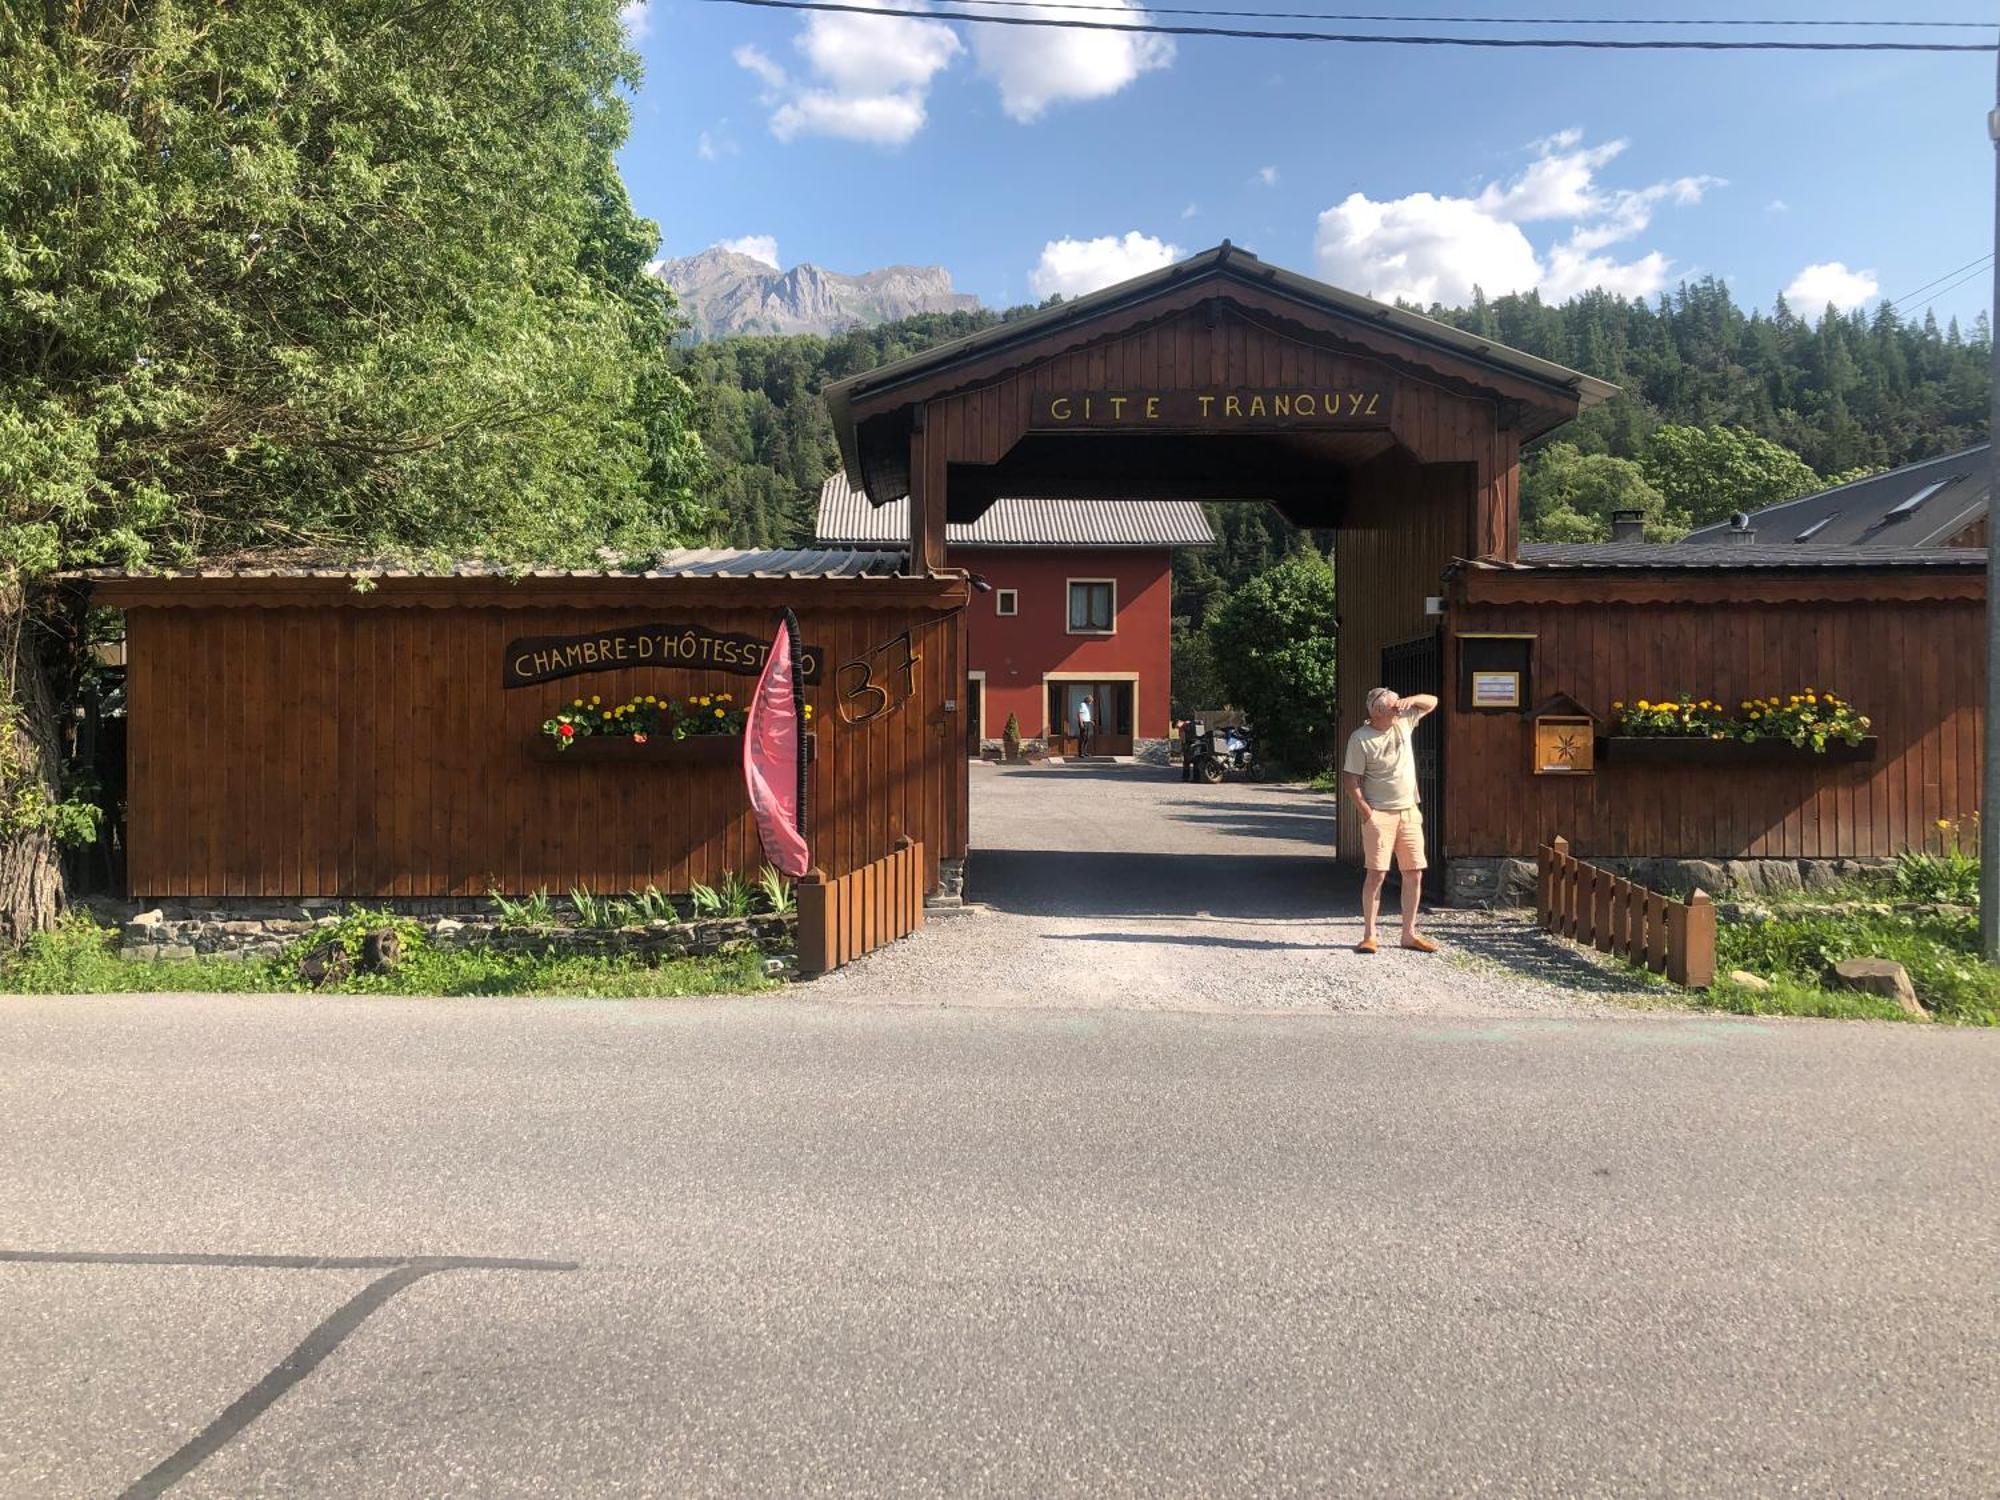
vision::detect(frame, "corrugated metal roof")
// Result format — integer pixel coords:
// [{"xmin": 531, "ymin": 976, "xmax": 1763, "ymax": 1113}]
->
[
  {"xmin": 1510, "ymin": 541, "xmax": 1984, "ymax": 571},
  {"xmin": 1680, "ymin": 446, "xmax": 1990, "ymax": 550},
  {"xmin": 814, "ymin": 472, "xmax": 1216, "ymax": 549},
  {"xmin": 79, "ymin": 547, "xmax": 910, "ymax": 582}
]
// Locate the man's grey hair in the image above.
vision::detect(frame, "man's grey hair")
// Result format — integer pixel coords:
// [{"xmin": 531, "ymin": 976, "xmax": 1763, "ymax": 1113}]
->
[{"xmin": 1365, "ymin": 687, "xmax": 1399, "ymax": 715}]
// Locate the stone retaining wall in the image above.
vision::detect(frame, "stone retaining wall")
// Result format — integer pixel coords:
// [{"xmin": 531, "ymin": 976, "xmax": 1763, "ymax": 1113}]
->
[
  {"xmin": 87, "ymin": 897, "xmax": 796, "ymax": 964},
  {"xmin": 1445, "ymin": 855, "xmax": 1895, "ymax": 911}
]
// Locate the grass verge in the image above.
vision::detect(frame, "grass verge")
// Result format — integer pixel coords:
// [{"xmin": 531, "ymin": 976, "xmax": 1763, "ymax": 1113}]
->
[{"xmin": 0, "ymin": 915, "xmax": 776, "ymax": 999}]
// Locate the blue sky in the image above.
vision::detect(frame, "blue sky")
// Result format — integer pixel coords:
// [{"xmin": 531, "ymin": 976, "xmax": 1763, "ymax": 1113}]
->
[{"xmin": 617, "ymin": 1, "xmax": 1995, "ymax": 326}]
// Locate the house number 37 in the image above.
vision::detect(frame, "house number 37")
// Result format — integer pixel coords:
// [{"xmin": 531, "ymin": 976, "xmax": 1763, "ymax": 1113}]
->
[{"xmin": 835, "ymin": 631, "xmax": 921, "ymax": 725}]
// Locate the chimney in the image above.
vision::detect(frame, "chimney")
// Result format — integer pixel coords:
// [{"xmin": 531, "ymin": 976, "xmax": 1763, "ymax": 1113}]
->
[
  {"xmin": 1721, "ymin": 511, "xmax": 1759, "ymax": 546},
  {"xmin": 1609, "ymin": 508, "xmax": 1646, "ymax": 544}
]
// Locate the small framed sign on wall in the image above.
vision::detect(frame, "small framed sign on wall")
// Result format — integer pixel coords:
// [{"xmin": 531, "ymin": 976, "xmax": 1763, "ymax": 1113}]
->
[{"xmin": 1457, "ymin": 634, "xmax": 1534, "ymax": 712}]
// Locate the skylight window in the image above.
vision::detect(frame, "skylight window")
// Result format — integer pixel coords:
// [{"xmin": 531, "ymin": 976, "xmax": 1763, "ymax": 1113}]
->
[
  {"xmin": 1881, "ymin": 478, "xmax": 1953, "ymax": 522},
  {"xmin": 1793, "ymin": 513, "xmax": 1840, "ymax": 543}
]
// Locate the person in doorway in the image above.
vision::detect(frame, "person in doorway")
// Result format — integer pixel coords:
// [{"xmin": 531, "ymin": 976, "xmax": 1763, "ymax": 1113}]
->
[
  {"xmin": 1076, "ymin": 694, "xmax": 1095, "ymax": 756},
  {"xmin": 1341, "ymin": 686, "xmax": 1440, "ymax": 954}
]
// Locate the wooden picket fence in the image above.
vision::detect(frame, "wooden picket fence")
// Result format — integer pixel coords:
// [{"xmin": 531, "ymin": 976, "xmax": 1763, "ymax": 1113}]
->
[
  {"xmin": 1536, "ymin": 836, "xmax": 1715, "ymax": 988},
  {"xmin": 796, "ymin": 837, "xmax": 926, "ymax": 977}
]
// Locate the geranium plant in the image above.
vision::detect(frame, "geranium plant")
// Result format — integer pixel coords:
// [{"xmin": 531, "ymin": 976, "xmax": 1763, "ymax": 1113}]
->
[
  {"xmin": 1735, "ymin": 690, "xmax": 1870, "ymax": 751},
  {"xmin": 541, "ymin": 690, "xmax": 812, "ymax": 750},
  {"xmin": 1610, "ymin": 696, "xmax": 1731, "ymax": 739},
  {"xmin": 1607, "ymin": 689, "xmax": 1871, "ymax": 753}
]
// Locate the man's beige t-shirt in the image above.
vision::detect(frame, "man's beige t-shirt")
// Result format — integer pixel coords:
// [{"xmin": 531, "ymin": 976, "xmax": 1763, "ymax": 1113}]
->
[{"xmin": 1343, "ymin": 714, "xmax": 1421, "ymax": 811}]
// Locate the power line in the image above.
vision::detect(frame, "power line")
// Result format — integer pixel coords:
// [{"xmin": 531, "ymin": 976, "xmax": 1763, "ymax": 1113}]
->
[
  {"xmin": 1890, "ymin": 253, "xmax": 1996, "ymax": 308},
  {"xmin": 1903, "ymin": 262, "xmax": 1995, "ymax": 316},
  {"xmin": 697, "ymin": 0, "xmax": 2000, "ymax": 50},
  {"xmin": 900, "ymin": 1, "xmax": 1994, "ymax": 29}
]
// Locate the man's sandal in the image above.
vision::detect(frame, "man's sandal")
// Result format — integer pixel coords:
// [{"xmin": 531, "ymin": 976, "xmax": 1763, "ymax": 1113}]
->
[
  {"xmin": 1401, "ymin": 935, "xmax": 1440, "ymax": 954},
  {"xmin": 1354, "ymin": 937, "xmax": 1378, "ymax": 954}
]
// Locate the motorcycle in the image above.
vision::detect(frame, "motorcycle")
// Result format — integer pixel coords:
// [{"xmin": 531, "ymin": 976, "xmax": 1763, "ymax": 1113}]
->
[{"xmin": 1182, "ymin": 721, "xmax": 1255, "ymax": 784}]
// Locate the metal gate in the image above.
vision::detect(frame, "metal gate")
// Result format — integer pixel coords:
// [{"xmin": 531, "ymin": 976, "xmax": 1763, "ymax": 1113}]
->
[{"xmin": 1380, "ymin": 633, "xmax": 1444, "ymax": 870}]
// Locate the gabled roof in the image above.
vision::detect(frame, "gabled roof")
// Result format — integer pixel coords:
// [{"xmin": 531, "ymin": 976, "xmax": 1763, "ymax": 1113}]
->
[
  {"xmin": 1509, "ymin": 541, "xmax": 1982, "ymax": 571},
  {"xmin": 814, "ymin": 472, "xmax": 1216, "ymax": 550},
  {"xmin": 824, "ymin": 243, "xmax": 1618, "ymax": 504},
  {"xmin": 1680, "ymin": 445, "xmax": 1990, "ymax": 550},
  {"xmin": 80, "ymin": 547, "xmax": 908, "ymax": 582}
]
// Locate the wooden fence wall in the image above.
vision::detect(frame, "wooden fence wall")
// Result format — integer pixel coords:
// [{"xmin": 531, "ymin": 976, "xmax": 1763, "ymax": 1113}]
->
[
  {"xmin": 1447, "ymin": 585, "xmax": 1982, "ymax": 862},
  {"xmin": 106, "ymin": 577, "xmax": 967, "ymax": 899},
  {"xmin": 795, "ymin": 837, "xmax": 926, "ymax": 976},
  {"xmin": 1538, "ymin": 837, "xmax": 1715, "ymax": 988}
]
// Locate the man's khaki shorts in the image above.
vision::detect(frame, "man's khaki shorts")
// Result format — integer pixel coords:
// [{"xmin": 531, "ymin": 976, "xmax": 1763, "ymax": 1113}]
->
[{"xmin": 1361, "ymin": 806, "xmax": 1427, "ymax": 873}]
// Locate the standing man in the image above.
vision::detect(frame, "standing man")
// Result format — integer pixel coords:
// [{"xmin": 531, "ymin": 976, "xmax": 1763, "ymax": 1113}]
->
[
  {"xmin": 1076, "ymin": 694, "xmax": 1095, "ymax": 757},
  {"xmin": 1341, "ymin": 686, "xmax": 1440, "ymax": 954}
]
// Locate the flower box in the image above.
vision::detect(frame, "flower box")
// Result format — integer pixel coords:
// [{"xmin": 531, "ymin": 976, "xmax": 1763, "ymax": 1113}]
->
[
  {"xmin": 530, "ymin": 733, "xmax": 742, "ymax": 766},
  {"xmin": 1601, "ymin": 735, "xmax": 1877, "ymax": 767}
]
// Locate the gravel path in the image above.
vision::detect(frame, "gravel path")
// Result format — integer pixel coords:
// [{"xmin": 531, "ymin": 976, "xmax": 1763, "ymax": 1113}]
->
[{"xmin": 811, "ymin": 763, "xmax": 1640, "ymax": 1015}]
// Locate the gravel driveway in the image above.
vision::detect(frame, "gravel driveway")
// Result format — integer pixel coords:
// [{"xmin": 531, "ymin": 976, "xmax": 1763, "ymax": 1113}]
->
[{"xmin": 811, "ymin": 763, "xmax": 1635, "ymax": 1015}]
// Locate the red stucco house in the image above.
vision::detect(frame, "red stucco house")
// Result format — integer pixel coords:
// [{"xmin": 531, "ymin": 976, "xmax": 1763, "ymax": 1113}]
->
[{"xmin": 816, "ymin": 473, "xmax": 1214, "ymax": 756}]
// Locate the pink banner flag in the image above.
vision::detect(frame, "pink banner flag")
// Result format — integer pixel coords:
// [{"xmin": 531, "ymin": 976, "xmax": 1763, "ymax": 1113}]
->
[{"xmin": 744, "ymin": 609, "xmax": 811, "ymax": 877}]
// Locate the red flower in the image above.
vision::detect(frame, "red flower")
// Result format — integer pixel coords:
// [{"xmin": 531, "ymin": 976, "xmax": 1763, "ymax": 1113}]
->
[{"xmin": 558, "ymin": 723, "xmax": 575, "ymax": 739}]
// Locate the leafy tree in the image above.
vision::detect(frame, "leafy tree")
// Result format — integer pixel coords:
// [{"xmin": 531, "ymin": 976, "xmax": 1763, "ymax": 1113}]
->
[
  {"xmin": 1169, "ymin": 615, "xmax": 1227, "ymax": 719},
  {"xmin": 1520, "ymin": 442, "xmax": 1670, "ymax": 542},
  {"xmin": 1, "ymin": 0, "xmax": 707, "ymax": 939},
  {"xmin": 1206, "ymin": 549, "xmax": 1338, "ymax": 772},
  {"xmin": 1640, "ymin": 425, "xmax": 1823, "ymax": 530}
]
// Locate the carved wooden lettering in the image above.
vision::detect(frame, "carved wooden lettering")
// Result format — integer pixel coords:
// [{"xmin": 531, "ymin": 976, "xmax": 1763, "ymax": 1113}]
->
[
  {"xmin": 503, "ymin": 623, "xmax": 826, "ymax": 688},
  {"xmin": 1030, "ymin": 388, "xmax": 1392, "ymax": 430}
]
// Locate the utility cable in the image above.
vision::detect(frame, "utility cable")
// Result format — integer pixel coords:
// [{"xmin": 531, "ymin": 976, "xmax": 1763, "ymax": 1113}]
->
[
  {"xmin": 697, "ymin": 0, "xmax": 2000, "ymax": 50},
  {"xmin": 903, "ymin": 0, "xmax": 1993, "ymax": 29},
  {"xmin": 1889, "ymin": 253, "xmax": 1995, "ymax": 308}
]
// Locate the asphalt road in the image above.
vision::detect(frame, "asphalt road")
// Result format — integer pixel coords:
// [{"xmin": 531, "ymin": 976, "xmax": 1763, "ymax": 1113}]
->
[{"xmin": 5, "ymin": 994, "xmax": 1998, "ymax": 1497}]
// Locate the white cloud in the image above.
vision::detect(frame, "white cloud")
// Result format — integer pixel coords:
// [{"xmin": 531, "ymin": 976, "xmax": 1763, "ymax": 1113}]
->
[
  {"xmin": 1029, "ymin": 232, "xmax": 1183, "ymax": 298},
  {"xmin": 1784, "ymin": 261, "xmax": 1879, "ymax": 319},
  {"xmin": 961, "ymin": 0, "xmax": 1172, "ymax": 122},
  {"xmin": 1312, "ymin": 132, "xmax": 1720, "ymax": 306},
  {"xmin": 1766, "ymin": 198, "xmax": 1791, "ymax": 214},
  {"xmin": 718, "ymin": 235, "xmax": 781, "ymax": 269},
  {"xmin": 740, "ymin": 2, "xmax": 960, "ymax": 146},
  {"xmin": 1253, "ymin": 165, "xmax": 1279, "ymax": 187},
  {"xmin": 619, "ymin": 1, "xmax": 651, "ymax": 41},
  {"xmin": 1181, "ymin": 202, "xmax": 1199, "ymax": 219},
  {"xmin": 697, "ymin": 126, "xmax": 740, "ymax": 162},
  {"xmin": 734, "ymin": 45, "xmax": 789, "ymax": 91}
]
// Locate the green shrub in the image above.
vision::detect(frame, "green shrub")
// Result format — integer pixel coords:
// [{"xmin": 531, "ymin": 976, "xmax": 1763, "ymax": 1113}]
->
[
  {"xmin": 1207, "ymin": 548, "xmax": 1338, "ymax": 773},
  {"xmin": 491, "ymin": 888, "xmax": 556, "ymax": 928},
  {"xmin": 1889, "ymin": 849, "xmax": 1980, "ymax": 906},
  {"xmin": 273, "ymin": 907, "xmax": 426, "ymax": 988},
  {"xmin": 756, "ymin": 865, "xmax": 796, "ymax": 915}
]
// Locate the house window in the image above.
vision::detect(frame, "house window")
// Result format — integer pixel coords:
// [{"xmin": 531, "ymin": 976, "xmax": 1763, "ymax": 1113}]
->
[
  {"xmin": 995, "ymin": 589, "xmax": 1018, "ymax": 617},
  {"xmin": 1067, "ymin": 579, "xmax": 1116, "ymax": 634}
]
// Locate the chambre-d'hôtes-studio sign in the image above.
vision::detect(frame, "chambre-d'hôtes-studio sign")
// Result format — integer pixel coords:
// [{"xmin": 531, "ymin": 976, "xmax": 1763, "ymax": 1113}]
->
[
  {"xmin": 503, "ymin": 623, "xmax": 826, "ymax": 689},
  {"xmin": 1029, "ymin": 388, "xmax": 1393, "ymax": 431}
]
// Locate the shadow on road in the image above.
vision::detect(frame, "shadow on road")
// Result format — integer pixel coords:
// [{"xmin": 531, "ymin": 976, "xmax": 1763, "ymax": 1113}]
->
[{"xmin": 970, "ymin": 849, "xmax": 1354, "ymax": 920}]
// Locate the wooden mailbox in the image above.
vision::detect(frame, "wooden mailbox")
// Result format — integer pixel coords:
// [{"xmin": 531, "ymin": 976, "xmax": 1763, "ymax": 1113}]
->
[{"xmin": 1527, "ymin": 692, "xmax": 1597, "ymax": 776}]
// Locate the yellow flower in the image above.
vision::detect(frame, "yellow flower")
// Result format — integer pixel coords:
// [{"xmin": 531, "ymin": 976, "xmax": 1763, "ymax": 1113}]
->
[
  {"xmin": 1749, "ymin": 711, "xmax": 1761, "ymax": 720},
  {"xmin": 590, "ymin": 695, "xmax": 601, "ymax": 706},
  {"xmin": 719, "ymin": 693, "xmax": 732, "ymax": 702},
  {"xmin": 572, "ymin": 698, "xmax": 583, "ymax": 708},
  {"xmin": 714, "ymin": 708, "xmax": 725, "ymax": 718},
  {"xmin": 1612, "ymin": 700, "xmax": 1624, "ymax": 710},
  {"xmin": 1938, "ymin": 818, "xmax": 1952, "ymax": 831},
  {"xmin": 1636, "ymin": 699, "xmax": 1649, "ymax": 710},
  {"xmin": 1806, "ymin": 695, "xmax": 1817, "ymax": 705}
]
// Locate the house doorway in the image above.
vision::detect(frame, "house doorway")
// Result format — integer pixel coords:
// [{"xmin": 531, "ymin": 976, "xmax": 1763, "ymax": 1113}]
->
[
  {"xmin": 966, "ymin": 670, "xmax": 986, "ymax": 756},
  {"xmin": 1046, "ymin": 678, "xmax": 1135, "ymax": 757}
]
